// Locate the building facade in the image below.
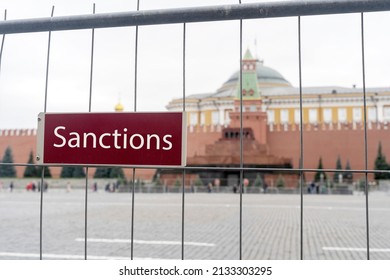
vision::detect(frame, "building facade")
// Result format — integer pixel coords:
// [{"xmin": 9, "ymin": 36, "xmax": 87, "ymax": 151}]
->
[
  {"xmin": 166, "ymin": 49, "xmax": 390, "ymax": 186},
  {"xmin": 168, "ymin": 49, "xmax": 390, "ymax": 128}
]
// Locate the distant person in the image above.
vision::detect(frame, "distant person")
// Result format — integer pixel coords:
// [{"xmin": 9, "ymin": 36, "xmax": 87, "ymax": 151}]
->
[
  {"xmin": 26, "ymin": 182, "xmax": 33, "ymax": 191},
  {"xmin": 9, "ymin": 181, "xmax": 14, "ymax": 192},
  {"xmin": 207, "ymin": 182, "xmax": 212, "ymax": 193},
  {"xmin": 263, "ymin": 183, "xmax": 268, "ymax": 194},
  {"xmin": 309, "ymin": 182, "xmax": 315, "ymax": 194},
  {"xmin": 66, "ymin": 182, "xmax": 72, "ymax": 192}
]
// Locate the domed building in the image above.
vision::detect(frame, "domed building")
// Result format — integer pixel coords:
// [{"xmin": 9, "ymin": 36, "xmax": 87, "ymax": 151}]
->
[
  {"xmin": 222, "ymin": 58, "xmax": 291, "ymax": 88},
  {"xmin": 167, "ymin": 49, "xmax": 390, "ymax": 128},
  {"xmin": 167, "ymin": 49, "xmax": 292, "ymax": 127},
  {"xmin": 165, "ymin": 48, "xmax": 390, "ymax": 187}
]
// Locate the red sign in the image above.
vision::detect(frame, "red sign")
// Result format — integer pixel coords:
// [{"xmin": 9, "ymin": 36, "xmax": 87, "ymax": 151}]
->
[{"xmin": 37, "ymin": 112, "xmax": 186, "ymax": 167}]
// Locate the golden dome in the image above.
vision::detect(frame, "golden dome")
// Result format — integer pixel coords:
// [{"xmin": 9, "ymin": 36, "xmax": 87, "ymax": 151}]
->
[{"xmin": 115, "ymin": 101, "xmax": 124, "ymax": 112}]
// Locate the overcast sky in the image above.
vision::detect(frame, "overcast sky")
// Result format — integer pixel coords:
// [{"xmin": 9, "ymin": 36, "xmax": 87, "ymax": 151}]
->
[{"xmin": 0, "ymin": 0, "xmax": 390, "ymax": 129}]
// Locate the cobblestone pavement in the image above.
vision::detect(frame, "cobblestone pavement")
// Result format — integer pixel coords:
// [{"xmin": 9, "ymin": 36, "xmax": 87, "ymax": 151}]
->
[{"xmin": 0, "ymin": 189, "xmax": 389, "ymax": 260}]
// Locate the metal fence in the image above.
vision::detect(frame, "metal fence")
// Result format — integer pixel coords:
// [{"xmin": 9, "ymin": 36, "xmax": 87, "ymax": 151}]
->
[{"xmin": 1, "ymin": 0, "xmax": 390, "ymax": 260}]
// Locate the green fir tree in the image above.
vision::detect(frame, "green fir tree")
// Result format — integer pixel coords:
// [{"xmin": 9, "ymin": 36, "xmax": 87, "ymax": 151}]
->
[
  {"xmin": 108, "ymin": 167, "xmax": 125, "ymax": 179},
  {"xmin": 72, "ymin": 166, "xmax": 86, "ymax": 178},
  {"xmin": 23, "ymin": 150, "xmax": 38, "ymax": 177},
  {"xmin": 37, "ymin": 166, "xmax": 52, "ymax": 178},
  {"xmin": 0, "ymin": 146, "xmax": 17, "ymax": 177},
  {"xmin": 314, "ymin": 157, "xmax": 327, "ymax": 182},
  {"xmin": 254, "ymin": 174, "xmax": 264, "ymax": 187},
  {"xmin": 93, "ymin": 167, "xmax": 124, "ymax": 179},
  {"xmin": 333, "ymin": 155, "xmax": 343, "ymax": 183},
  {"xmin": 374, "ymin": 142, "xmax": 390, "ymax": 180},
  {"xmin": 94, "ymin": 167, "xmax": 110, "ymax": 178},
  {"xmin": 60, "ymin": 166, "xmax": 75, "ymax": 178},
  {"xmin": 343, "ymin": 160, "xmax": 353, "ymax": 183},
  {"xmin": 276, "ymin": 174, "xmax": 285, "ymax": 188}
]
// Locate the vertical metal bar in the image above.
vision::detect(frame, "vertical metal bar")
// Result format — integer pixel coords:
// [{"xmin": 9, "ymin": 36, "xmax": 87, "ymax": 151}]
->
[
  {"xmin": 84, "ymin": 166, "xmax": 89, "ymax": 260},
  {"xmin": 238, "ymin": 0, "xmax": 243, "ymax": 261},
  {"xmin": 181, "ymin": 22, "xmax": 186, "ymax": 260},
  {"xmin": 297, "ymin": 16, "xmax": 304, "ymax": 261},
  {"xmin": 43, "ymin": 6, "xmax": 54, "ymax": 113},
  {"xmin": 84, "ymin": 3, "xmax": 96, "ymax": 261},
  {"xmin": 88, "ymin": 4, "xmax": 95, "ymax": 113},
  {"xmin": 39, "ymin": 168, "xmax": 45, "ymax": 260},
  {"xmin": 360, "ymin": 12, "xmax": 370, "ymax": 260},
  {"xmin": 0, "ymin": 10, "xmax": 5, "ymax": 126},
  {"xmin": 130, "ymin": 169, "xmax": 136, "ymax": 260},
  {"xmin": 181, "ymin": 168, "xmax": 186, "ymax": 259},
  {"xmin": 0, "ymin": 10, "xmax": 6, "ymax": 75},
  {"xmin": 182, "ymin": 22, "xmax": 186, "ymax": 121},
  {"xmin": 133, "ymin": 1, "xmax": 139, "ymax": 113},
  {"xmin": 39, "ymin": 5, "xmax": 55, "ymax": 261},
  {"xmin": 131, "ymin": 0, "xmax": 140, "ymax": 261}
]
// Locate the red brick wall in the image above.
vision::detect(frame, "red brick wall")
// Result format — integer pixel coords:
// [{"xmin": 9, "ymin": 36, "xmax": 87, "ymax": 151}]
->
[
  {"xmin": 187, "ymin": 126, "xmax": 221, "ymax": 157},
  {"xmin": 0, "ymin": 130, "xmax": 38, "ymax": 178},
  {"xmin": 2, "ymin": 123, "xmax": 390, "ymax": 183},
  {"xmin": 268, "ymin": 123, "xmax": 390, "ymax": 181}
]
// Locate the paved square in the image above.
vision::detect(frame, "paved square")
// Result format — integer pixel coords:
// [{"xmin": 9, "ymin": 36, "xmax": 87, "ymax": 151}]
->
[{"xmin": 0, "ymin": 189, "xmax": 389, "ymax": 260}]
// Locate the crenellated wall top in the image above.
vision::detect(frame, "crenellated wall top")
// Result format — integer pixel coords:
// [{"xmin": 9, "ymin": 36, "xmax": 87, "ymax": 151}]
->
[
  {"xmin": 186, "ymin": 122, "xmax": 390, "ymax": 134},
  {"xmin": 0, "ymin": 129, "xmax": 37, "ymax": 137}
]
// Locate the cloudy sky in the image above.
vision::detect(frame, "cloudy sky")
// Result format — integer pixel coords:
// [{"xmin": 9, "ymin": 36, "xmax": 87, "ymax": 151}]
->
[{"xmin": 0, "ymin": 0, "xmax": 390, "ymax": 129}]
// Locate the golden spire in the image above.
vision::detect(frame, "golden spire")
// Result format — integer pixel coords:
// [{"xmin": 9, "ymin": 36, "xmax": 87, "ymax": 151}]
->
[{"xmin": 115, "ymin": 100, "xmax": 124, "ymax": 112}]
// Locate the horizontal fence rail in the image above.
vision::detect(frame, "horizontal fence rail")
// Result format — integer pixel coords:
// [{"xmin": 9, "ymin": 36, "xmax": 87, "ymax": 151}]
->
[
  {"xmin": 0, "ymin": 0, "xmax": 390, "ymax": 34},
  {"xmin": 2, "ymin": 162, "xmax": 390, "ymax": 176}
]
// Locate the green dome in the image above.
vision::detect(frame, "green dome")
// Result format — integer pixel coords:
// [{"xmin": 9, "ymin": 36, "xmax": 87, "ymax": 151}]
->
[{"xmin": 225, "ymin": 61, "xmax": 291, "ymax": 87}]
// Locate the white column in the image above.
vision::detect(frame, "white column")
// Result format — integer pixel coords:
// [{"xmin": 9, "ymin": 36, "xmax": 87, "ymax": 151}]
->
[{"xmin": 219, "ymin": 107, "xmax": 225, "ymax": 125}]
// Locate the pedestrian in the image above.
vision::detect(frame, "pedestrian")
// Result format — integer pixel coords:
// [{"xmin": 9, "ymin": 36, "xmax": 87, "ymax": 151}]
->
[
  {"xmin": 66, "ymin": 181, "xmax": 72, "ymax": 192},
  {"xmin": 263, "ymin": 182, "xmax": 268, "ymax": 194},
  {"xmin": 207, "ymin": 182, "xmax": 212, "ymax": 193},
  {"xmin": 9, "ymin": 181, "xmax": 14, "ymax": 192},
  {"xmin": 26, "ymin": 182, "xmax": 33, "ymax": 191},
  {"xmin": 309, "ymin": 181, "xmax": 315, "ymax": 194}
]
